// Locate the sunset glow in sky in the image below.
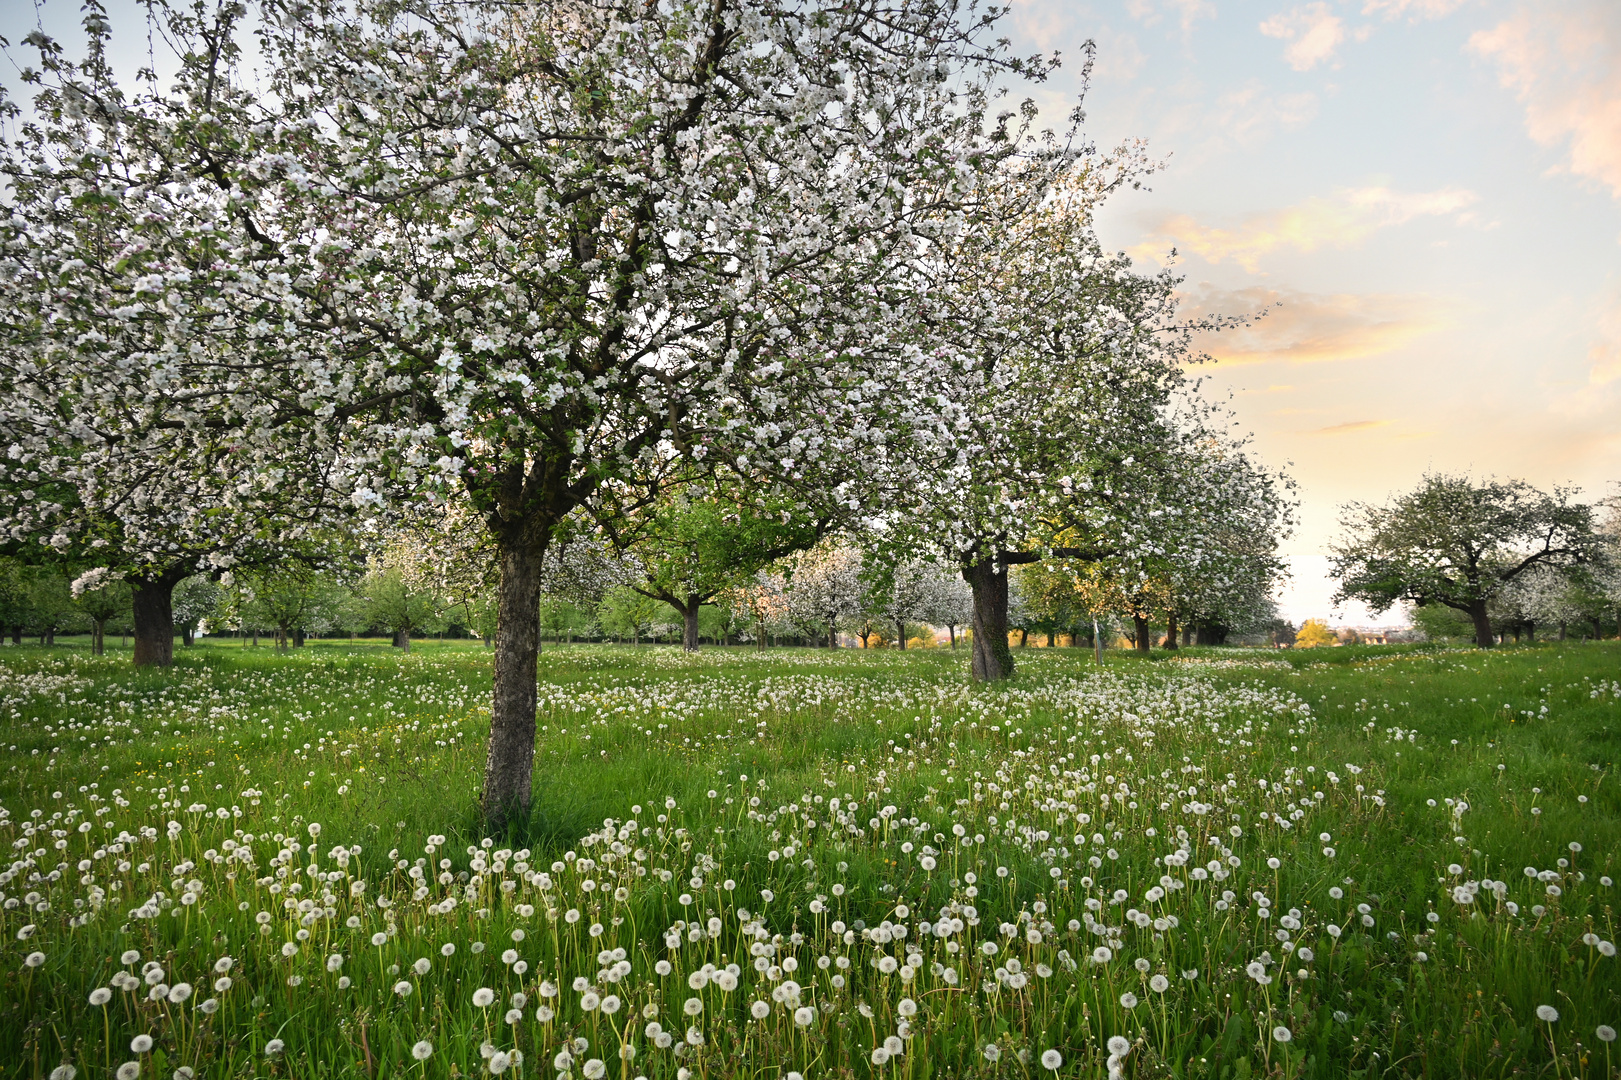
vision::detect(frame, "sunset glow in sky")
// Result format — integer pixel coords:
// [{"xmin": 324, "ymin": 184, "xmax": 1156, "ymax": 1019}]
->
[
  {"xmin": 1003, "ymin": 0, "xmax": 1621, "ymax": 625},
  {"xmin": 4, "ymin": 0, "xmax": 1618, "ymax": 628}
]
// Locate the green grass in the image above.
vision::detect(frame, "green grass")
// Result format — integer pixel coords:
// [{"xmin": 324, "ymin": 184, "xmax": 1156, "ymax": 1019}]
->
[{"xmin": 1, "ymin": 638, "xmax": 1619, "ymax": 1079}]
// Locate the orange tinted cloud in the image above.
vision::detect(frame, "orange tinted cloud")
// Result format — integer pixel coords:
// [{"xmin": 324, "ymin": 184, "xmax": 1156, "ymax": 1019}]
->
[
  {"xmin": 1313, "ymin": 419, "xmax": 1393, "ymax": 434},
  {"xmin": 1183, "ymin": 285, "xmax": 1450, "ymax": 365},
  {"xmin": 1469, "ymin": 3, "xmax": 1621, "ymax": 200},
  {"xmin": 1132, "ymin": 186, "xmax": 1479, "ymax": 270}
]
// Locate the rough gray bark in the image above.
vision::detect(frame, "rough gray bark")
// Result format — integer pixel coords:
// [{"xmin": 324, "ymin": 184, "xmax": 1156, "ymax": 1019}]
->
[
  {"xmin": 963, "ymin": 558, "xmax": 1015, "ymax": 681},
  {"xmin": 482, "ymin": 540, "xmax": 543, "ymax": 835},
  {"xmin": 1468, "ymin": 600, "xmax": 1496, "ymax": 648},
  {"xmin": 130, "ymin": 570, "xmax": 185, "ymax": 667},
  {"xmin": 681, "ymin": 598, "xmax": 701, "ymax": 652}
]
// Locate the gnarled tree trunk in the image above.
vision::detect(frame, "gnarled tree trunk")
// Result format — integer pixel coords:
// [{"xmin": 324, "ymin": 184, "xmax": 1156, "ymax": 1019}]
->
[
  {"xmin": 130, "ymin": 568, "xmax": 186, "ymax": 667},
  {"xmin": 963, "ymin": 557, "xmax": 1015, "ymax": 681},
  {"xmin": 482, "ymin": 538, "xmax": 544, "ymax": 835},
  {"xmin": 1468, "ymin": 600, "xmax": 1495, "ymax": 648},
  {"xmin": 1163, "ymin": 612, "xmax": 1179, "ymax": 650}
]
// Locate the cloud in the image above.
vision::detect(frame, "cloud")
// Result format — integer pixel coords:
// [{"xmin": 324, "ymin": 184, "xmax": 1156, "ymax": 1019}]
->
[
  {"xmin": 1469, "ymin": 3, "xmax": 1621, "ymax": 200},
  {"xmin": 1260, "ymin": 3, "xmax": 1346, "ymax": 71},
  {"xmin": 1213, "ymin": 79, "xmax": 1319, "ymax": 145},
  {"xmin": 1182, "ymin": 285, "xmax": 1450, "ymax": 365},
  {"xmin": 1362, "ymin": 0, "xmax": 1467, "ymax": 21},
  {"xmin": 1593, "ymin": 295, "xmax": 1621, "ymax": 384},
  {"xmin": 1313, "ymin": 419, "xmax": 1393, "ymax": 434},
  {"xmin": 1132, "ymin": 186, "xmax": 1479, "ymax": 270},
  {"xmin": 1127, "ymin": 0, "xmax": 1216, "ymax": 35}
]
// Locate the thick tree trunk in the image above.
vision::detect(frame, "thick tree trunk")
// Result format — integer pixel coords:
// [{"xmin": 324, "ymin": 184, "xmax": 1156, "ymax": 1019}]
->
[
  {"xmin": 963, "ymin": 558, "xmax": 1015, "ymax": 682},
  {"xmin": 895, "ymin": 617, "xmax": 906, "ymax": 650},
  {"xmin": 182, "ymin": 625, "xmax": 195, "ymax": 648},
  {"xmin": 1594, "ymin": 617, "xmax": 1604, "ymax": 641},
  {"xmin": 9, "ymin": 626, "xmax": 19, "ymax": 645},
  {"xmin": 1558, "ymin": 622, "xmax": 1567, "ymax": 641},
  {"xmin": 756, "ymin": 619, "xmax": 767, "ymax": 650},
  {"xmin": 482, "ymin": 540, "xmax": 543, "ymax": 835},
  {"xmin": 92, "ymin": 619, "xmax": 106, "ymax": 656},
  {"xmin": 293, "ymin": 628, "xmax": 305, "ymax": 647},
  {"xmin": 1164, "ymin": 612, "xmax": 1179, "ymax": 650},
  {"xmin": 44, "ymin": 627, "xmax": 55, "ymax": 646},
  {"xmin": 1526, "ymin": 621, "xmax": 1536, "ymax": 643},
  {"xmin": 1467, "ymin": 600, "xmax": 1495, "ymax": 648},
  {"xmin": 681, "ymin": 598, "xmax": 701, "ymax": 653},
  {"xmin": 1133, "ymin": 614, "xmax": 1152, "ymax": 654},
  {"xmin": 947, "ymin": 624, "xmax": 957, "ymax": 650},
  {"xmin": 1181, "ymin": 623, "xmax": 1193, "ymax": 647},
  {"xmin": 131, "ymin": 571, "xmax": 184, "ymax": 667},
  {"xmin": 394, "ymin": 629, "xmax": 411, "ymax": 652}
]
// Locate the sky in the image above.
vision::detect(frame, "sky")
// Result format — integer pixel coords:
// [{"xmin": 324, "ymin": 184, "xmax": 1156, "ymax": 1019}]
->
[
  {"xmin": 997, "ymin": 0, "xmax": 1621, "ymax": 626},
  {"xmin": 3, "ymin": 0, "xmax": 1619, "ymax": 628}
]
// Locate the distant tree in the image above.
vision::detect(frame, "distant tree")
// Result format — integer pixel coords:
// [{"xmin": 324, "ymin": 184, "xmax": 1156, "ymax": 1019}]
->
[
  {"xmin": 354, "ymin": 564, "xmax": 444, "ymax": 653},
  {"xmin": 1331, "ymin": 474, "xmax": 1597, "ymax": 648},
  {"xmin": 597, "ymin": 588, "xmax": 661, "ymax": 646},
  {"xmin": 865, "ymin": 560, "xmax": 963, "ymax": 651},
  {"xmin": 1295, "ymin": 619, "xmax": 1336, "ymax": 649},
  {"xmin": 173, "ymin": 576, "xmax": 222, "ymax": 647},
  {"xmin": 784, "ymin": 544, "xmax": 866, "ymax": 648},
  {"xmin": 70, "ymin": 568, "xmax": 131, "ymax": 655},
  {"xmin": 604, "ymin": 484, "xmax": 823, "ymax": 652}
]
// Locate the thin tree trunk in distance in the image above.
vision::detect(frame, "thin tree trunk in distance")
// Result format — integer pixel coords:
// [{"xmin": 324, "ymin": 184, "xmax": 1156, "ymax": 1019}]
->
[
  {"xmin": 1164, "ymin": 612, "xmax": 1179, "ymax": 650},
  {"xmin": 963, "ymin": 557, "xmax": 1015, "ymax": 681},
  {"xmin": 92, "ymin": 619, "xmax": 105, "ymax": 656},
  {"xmin": 1133, "ymin": 614, "xmax": 1152, "ymax": 655},
  {"xmin": 895, "ymin": 618, "xmax": 906, "ymax": 649}
]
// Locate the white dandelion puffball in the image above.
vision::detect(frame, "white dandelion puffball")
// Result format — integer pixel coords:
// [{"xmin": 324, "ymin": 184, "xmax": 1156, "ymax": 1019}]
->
[
  {"xmin": 871, "ymin": 1048, "xmax": 890, "ymax": 1066},
  {"xmin": 1598, "ymin": 1026, "xmax": 1617, "ymax": 1043},
  {"xmin": 1273, "ymin": 1026, "xmax": 1292, "ymax": 1043},
  {"xmin": 1150, "ymin": 975, "xmax": 1169, "ymax": 993},
  {"xmin": 122, "ymin": 951, "xmax": 141, "ymax": 966},
  {"xmin": 1537, "ymin": 1006, "xmax": 1560, "ymax": 1023},
  {"xmin": 984, "ymin": 1044, "xmax": 1001, "ymax": 1062},
  {"xmin": 1041, "ymin": 1049, "xmax": 1063, "ymax": 1070},
  {"xmin": 25, "ymin": 952, "xmax": 45, "ymax": 968},
  {"xmin": 393, "ymin": 981, "xmax": 413, "ymax": 998},
  {"xmin": 413, "ymin": 958, "xmax": 431, "ymax": 976},
  {"xmin": 601, "ymin": 995, "xmax": 622, "ymax": 1015},
  {"xmin": 169, "ymin": 983, "xmax": 192, "ymax": 1003},
  {"xmin": 473, "ymin": 987, "xmax": 496, "ymax": 1007},
  {"xmin": 1120, "ymin": 992, "xmax": 1139, "ymax": 1009},
  {"xmin": 1107, "ymin": 1037, "xmax": 1131, "ymax": 1057},
  {"xmin": 898, "ymin": 998, "xmax": 918, "ymax": 1017},
  {"xmin": 582, "ymin": 1061, "xmax": 606, "ymax": 1080},
  {"xmin": 413, "ymin": 1041, "xmax": 433, "ymax": 1061},
  {"xmin": 751, "ymin": 1001, "xmax": 771, "ymax": 1019},
  {"xmin": 116, "ymin": 1065, "xmax": 140, "ymax": 1080},
  {"xmin": 130, "ymin": 1035, "xmax": 154, "ymax": 1054},
  {"xmin": 794, "ymin": 1006, "xmax": 816, "ymax": 1026},
  {"xmin": 89, "ymin": 988, "xmax": 112, "ymax": 1006},
  {"xmin": 265, "ymin": 1039, "xmax": 285, "ymax": 1057},
  {"xmin": 49, "ymin": 1067, "xmax": 76, "ymax": 1080}
]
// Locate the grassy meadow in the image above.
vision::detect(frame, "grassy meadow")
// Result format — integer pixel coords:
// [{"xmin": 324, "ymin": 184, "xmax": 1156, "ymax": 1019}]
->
[{"xmin": 1, "ymin": 637, "xmax": 1619, "ymax": 1079}]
